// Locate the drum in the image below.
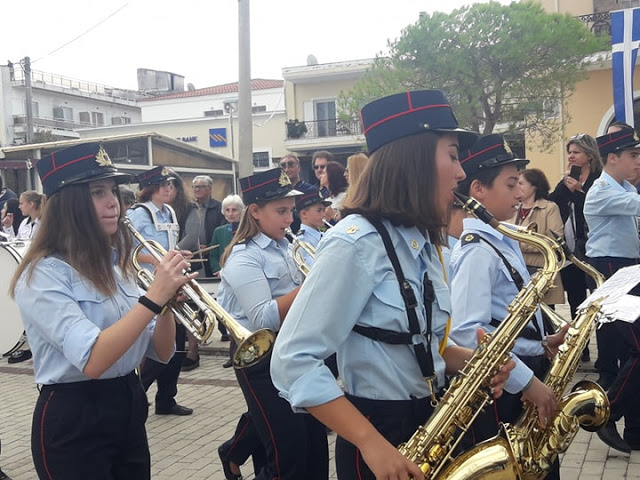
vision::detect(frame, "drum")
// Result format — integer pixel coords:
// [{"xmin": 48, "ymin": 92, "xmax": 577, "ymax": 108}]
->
[{"xmin": 0, "ymin": 242, "xmax": 29, "ymax": 356}]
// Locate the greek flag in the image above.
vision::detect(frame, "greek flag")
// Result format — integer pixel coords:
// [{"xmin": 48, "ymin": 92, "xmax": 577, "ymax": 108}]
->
[{"xmin": 612, "ymin": 8, "xmax": 640, "ymax": 127}]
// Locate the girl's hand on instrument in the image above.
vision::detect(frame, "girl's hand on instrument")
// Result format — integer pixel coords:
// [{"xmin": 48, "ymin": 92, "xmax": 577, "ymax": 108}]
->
[
  {"xmin": 544, "ymin": 323, "xmax": 570, "ymax": 358},
  {"xmin": 147, "ymin": 250, "xmax": 196, "ymax": 306},
  {"xmin": 521, "ymin": 377, "xmax": 557, "ymax": 428},
  {"xmin": 477, "ymin": 329, "xmax": 515, "ymax": 399},
  {"xmin": 359, "ymin": 434, "xmax": 425, "ymax": 480}
]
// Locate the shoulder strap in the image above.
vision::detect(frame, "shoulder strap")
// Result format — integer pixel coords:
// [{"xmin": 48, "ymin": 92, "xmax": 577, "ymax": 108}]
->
[
  {"xmin": 359, "ymin": 218, "xmax": 435, "ymax": 381},
  {"xmin": 475, "ymin": 234, "xmax": 542, "ymax": 340}
]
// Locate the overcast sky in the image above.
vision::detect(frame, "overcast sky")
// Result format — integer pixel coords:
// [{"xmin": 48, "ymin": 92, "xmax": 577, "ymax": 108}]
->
[{"xmin": 1, "ymin": 0, "xmax": 512, "ymax": 91}]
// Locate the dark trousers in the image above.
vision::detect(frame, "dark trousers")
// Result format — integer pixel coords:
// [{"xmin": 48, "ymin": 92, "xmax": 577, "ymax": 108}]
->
[
  {"xmin": 335, "ymin": 394, "xmax": 434, "ymax": 480},
  {"xmin": 234, "ymin": 349, "xmax": 328, "ymax": 480},
  {"xmin": 560, "ymin": 263, "xmax": 588, "ymax": 318},
  {"xmin": 220, "ymin": 411, "xmax": 267, "ymax": 475},
  {"xmin": 31, "ymin": 372, "xmax": 149, "ymax": 480},
  {"xmin": 140, "ymin": 323, "xmax": 186, "ymax": 409},
  {"xmin": 468, "ymin": 355, "xmax": 559, "ymax": 480},
  {"xmin": 587, "ymin": 257, "xmax": 638, "ymax": 384}
]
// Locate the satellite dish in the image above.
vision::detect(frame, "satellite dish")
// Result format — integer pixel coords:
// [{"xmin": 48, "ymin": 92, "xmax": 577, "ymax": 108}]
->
[
  {"xmin": 307, "ymin": 54, "xmax": 318, "ymax": 66},
  {"xmin": 187, "ymin": 83, "xmax": 196, "ymax": 91}
]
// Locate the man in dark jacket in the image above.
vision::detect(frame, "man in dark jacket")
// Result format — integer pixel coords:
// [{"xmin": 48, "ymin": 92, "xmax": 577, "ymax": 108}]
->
[{"xmin": 191, "ymin": 175, "xmax": 224, "ymax": 277}]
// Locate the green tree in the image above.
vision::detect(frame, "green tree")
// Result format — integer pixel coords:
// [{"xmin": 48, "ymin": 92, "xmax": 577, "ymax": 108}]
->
[{"xmin": 340, "ymin": 1, "xmax": 607, "ymax": 149}]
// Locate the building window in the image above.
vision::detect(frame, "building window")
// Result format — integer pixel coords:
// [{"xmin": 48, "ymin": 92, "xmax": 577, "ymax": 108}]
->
[
  {"xmin": 79, "ymin": 112, "xmax": 90, "ymax": 124},
  {"xmin": 204, "ymin": 109, "xmax": 224, "ymax": 117},
  {"xmin": 91, "ymin": 112, "xmax": 104, "ymax": 126},
  {"xmin": 253, "ymin": 151, "xmax": 271, "ymax": 169},
  {"xmin": 111, "ymin": 116, "xmax": 131, "ymax": 125},
  {"xmin": 251, "ymin": 105, "xmax": 267, "ymax": 113},
  {"xmin": 53, "ymin": 106, "xmax": 73, "ymax": 120},
  {"xmin": 315, "ymin": 100, "xmax": 336, "ymax": 137}
]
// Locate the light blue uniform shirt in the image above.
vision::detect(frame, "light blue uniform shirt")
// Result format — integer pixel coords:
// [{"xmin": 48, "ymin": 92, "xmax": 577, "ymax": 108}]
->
[
  {"xmin": 14, "ymin": 254, "xmax": 164, "ymax": 385},
  {"xmin": 584, "ymin": 172, "xmax": 640, "ymax": 259},
  {"xmin": 292, "ymin": 224, "xmax": 323, "ymax": 267},
  {"xmin": 218, "ymin": 233, "xmax": 303, "ymax": 333},
  {"xmin": 271, "ymin": 215, "xmax": 453, "ymax": 411},
  {"xmin": 127, "ymin": 201, "xmax": 179, "ymax": 271},
  {"xmin": 450, "ymin": 218, "xmax": 544, "ymax": 394}
]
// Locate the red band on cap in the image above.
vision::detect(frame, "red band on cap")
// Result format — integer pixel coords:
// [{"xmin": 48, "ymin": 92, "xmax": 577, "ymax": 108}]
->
[
  {"xmin": 242, "ymin": 176, "xmax": 279, "ymax": 193},
  {"xmin": 40, "ymin": 153, "xmax": 95, "ymax": 182},
  {"xmin": 460, "ymin": 143, "xmax": 504, "ymax": 165},
  {"xmin": 599, "ymin": 131, "xmax": 635, "ymax": 148},
  {"xmin": 363, "ymin": 104, "xmax": 450, "ymax": 135}
]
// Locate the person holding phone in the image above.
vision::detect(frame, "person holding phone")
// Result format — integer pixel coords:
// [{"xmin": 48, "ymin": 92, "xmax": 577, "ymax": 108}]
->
[{"xmin": 548, "ymin": 133, "xmax": 601, "ymax": 363}]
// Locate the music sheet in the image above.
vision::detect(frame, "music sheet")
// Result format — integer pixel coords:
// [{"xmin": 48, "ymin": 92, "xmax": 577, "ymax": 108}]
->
[{"xmin": 579, "ymin": 264, "xmax": 640, "ymax": 323}]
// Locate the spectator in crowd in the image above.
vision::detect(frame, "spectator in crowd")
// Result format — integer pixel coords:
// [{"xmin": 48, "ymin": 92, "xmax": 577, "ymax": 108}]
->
[
  {"xmin": 320, "ymin": 161, "xmax": 348, "ymax": 224},
  {"xmin": 312, "ymin": 150, "xmax": 334, "ymax": 197},
  {"xmin": 191, "ymin": 175, "xmax": 224, "ymax": 277}
]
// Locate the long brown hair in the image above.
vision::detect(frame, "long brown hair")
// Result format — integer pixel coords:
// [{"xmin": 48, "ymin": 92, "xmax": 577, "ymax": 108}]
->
[
  {"xmin": 10, "ymin": 183, "xmax": 133, "ymax": 297},
  {"xmin": 341, "ymin": 132, "xmax": 447, "ymax": 245}
]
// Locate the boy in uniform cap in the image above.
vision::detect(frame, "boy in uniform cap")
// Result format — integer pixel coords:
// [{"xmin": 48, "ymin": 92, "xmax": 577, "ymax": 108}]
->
[
  {"xmin": 449, "ymin": 134, "xmax": 567, "ymax": 479},
  {"xmin": 270, "ymin": 92, "xmax": 515, "ymax": 480},
  {"xmin": 292, "ymin": 187, "xmax": 331, "ymax": 267},
  {"xmin": 585, "ymin": 128, "xmax": 640, "ymax": 453}
]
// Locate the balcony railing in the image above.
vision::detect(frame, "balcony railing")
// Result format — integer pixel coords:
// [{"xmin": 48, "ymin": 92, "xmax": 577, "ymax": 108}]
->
[
  {"xmin": 286, "ymin": 117, "xmax": 363, "ymax": 140},
  {"xmin": 576, "ymin": 12, "xmax": 611, "ymax": 36},
  {"xmin": 13, "ymin": 114, "xmax": 95, "ymax": 132}
]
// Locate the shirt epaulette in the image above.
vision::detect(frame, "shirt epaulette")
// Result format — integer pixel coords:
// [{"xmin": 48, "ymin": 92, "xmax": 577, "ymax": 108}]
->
[
  {"xmin": 460, "ymin": 233, "xmax": 480, "ymax": 246},
  {"xmin": 232, "ymin": 238, "xmax": 247, "ymax": 251},
  {"xmin": 296, "ymin": 229, "xmax": 304, "ymax": 236}
]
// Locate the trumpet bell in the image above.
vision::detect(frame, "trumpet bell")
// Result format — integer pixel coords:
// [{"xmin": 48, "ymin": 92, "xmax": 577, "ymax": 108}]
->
[{"xmin": 233, "ymin": 329, "xmax": 277, "ymax": 368}]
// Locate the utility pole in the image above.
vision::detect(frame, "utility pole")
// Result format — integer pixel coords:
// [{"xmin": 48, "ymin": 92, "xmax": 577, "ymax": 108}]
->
[
  {"xmin": 237, "ymin": 0, "xmax": 253, "ymax": 178},
  {"xmin": 24, "ymin": 56, "xmax": 34, "ymax": 144}
]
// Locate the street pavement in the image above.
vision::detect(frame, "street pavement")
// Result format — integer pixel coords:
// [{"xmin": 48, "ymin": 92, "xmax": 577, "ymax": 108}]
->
[{"xmin": 1, "ymin": 304, "xmax": 639, "ymax": 479}]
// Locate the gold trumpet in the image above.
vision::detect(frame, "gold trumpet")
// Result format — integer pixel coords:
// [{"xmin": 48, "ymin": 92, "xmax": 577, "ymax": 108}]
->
[
  {"xmin": 285, "ymin": 227, "xmax": 316, "ymax": 277},
  {"xmin": 122, "ymin": 217, "xmax": 276, "ymax": 368}
]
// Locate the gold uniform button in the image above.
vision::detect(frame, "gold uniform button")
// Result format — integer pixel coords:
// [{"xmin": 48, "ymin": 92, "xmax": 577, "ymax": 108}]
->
[
  {"xmin": 410, "ymin": 239, "xmax": 419, "ymax": 250},
  {"xmin": 345, "ymin": 226, "xmax": 359, "ymax": 234}
]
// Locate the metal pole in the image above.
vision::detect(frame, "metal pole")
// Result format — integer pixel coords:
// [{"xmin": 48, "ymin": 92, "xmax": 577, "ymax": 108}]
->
[
  {"xmin": 237, "ymin": 0, "xmax": 253, "ymax": 178},
  {"xmin": 24, "ymin": 56, "xmax": 34, "ymax": 144}
]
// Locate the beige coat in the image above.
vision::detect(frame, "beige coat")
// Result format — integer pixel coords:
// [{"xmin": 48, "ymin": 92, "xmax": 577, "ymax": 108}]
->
[{"xmin": 510, "ymin": 198, "xmax": 565, "ymax": 305}]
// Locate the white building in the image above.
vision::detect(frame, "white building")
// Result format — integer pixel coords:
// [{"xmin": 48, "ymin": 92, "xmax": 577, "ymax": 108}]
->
[{"xmin": 0, "ymin": 63, "xmax": 142, "ymax": 148}]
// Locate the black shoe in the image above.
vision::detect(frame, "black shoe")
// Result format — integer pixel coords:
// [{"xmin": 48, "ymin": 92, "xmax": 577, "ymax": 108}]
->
[
  {"xmin": 597, "ymin": 421, "xmax": 631, "ymax": 453},
  {"xmin": 220, "ymin": 335, "xmax": 230, "ymax": 342},
  {"xmin": 218, "ymin": 444, "xmax": 242, "ymax": 480},
  {"xmin": 155, "ymin": 404, "xmax": 193, "ymax": 416},
  {"xmin": 0, "ymin": 467, "xmax": 12, "ymax": 480},
  {"xmin": 581, "ymin": 348, "xmax": 590, "ymax": 362},
  {"xmin": 222, "ymin": 359, "xmax": 233, "ymax": 369},
  {"xmin": 7, "ymin": 349, "xmax": 32, "ymax": 364},
  {"xmin": 181, "ymin": 356, "xmax": 200, "ymax": 372}
]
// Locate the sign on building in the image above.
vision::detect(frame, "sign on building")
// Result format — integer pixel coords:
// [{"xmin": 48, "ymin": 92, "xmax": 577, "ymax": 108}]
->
[{"xmin": 209, "ymin": 128, "xmax": 227, "ymax": 147}]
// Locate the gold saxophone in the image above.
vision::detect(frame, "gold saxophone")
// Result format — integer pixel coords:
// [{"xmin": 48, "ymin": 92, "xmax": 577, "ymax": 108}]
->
[
  {"xmin": 440, "ymin": 240, "xmax": 610, "ymax": 479},
  {"xmin": 397, "ymin": 193, "xmax": 565, "ymax": 479}
]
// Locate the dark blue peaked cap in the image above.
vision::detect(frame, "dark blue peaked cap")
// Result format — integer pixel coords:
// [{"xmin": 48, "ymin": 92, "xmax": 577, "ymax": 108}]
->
[
  {"xmin": 296, "ymin": 187, "xmax": 331, "ymax": 211},
  {"xmin": 596, "ymin": 128, "xmax": 640, "ymax": 157},
  {"xmin": 459, "ymin": 134, "xmax": 529, "ymax": 178},
  {"xmin": 240, "ymin": 168, "xmax": 303, "ymax": 205},
  {"xmin": 360, "ymin": 90, "xmax": 478, "ymax": 154},
  {"xmin": 37, "ymin": 142, "xmax": 132, "ymax": 196},
  {"xmin": 138, "ymin": 165, "xmax": 176, "ymax": 188}
]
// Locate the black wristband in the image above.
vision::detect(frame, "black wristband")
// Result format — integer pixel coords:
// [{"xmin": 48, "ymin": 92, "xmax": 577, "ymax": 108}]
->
[{"xmin": 138, "ymin": 295, "xmax": 164, "ymax": 315}]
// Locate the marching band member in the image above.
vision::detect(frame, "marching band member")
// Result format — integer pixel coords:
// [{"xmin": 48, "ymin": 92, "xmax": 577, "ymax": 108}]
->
[
  {"xmin": 10, "ymin": 142, "xmax": 193, "ymax": 479},
  {"xmin": 1, "ymin": 190, "xmax": 44, "ymax": 240},
  {"xmin": 271, "ymin": 90, "xmax": 513, "ymax": 479},
  {"xmin": 292, "ymin": 186, "xmax": 331, "ymax": 266},
  {"xmin": 127, "ymin": 166, "xmax": 194, "ymax": 416},
  {"xmin": 217, "ymin": 167, "xmax": 328, "ymax": 480}
]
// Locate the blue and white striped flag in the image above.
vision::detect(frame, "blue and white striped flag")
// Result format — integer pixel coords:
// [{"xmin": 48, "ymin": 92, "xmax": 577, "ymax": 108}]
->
[{"xmin": 612, "ymin": 8, "xmax": 640, "ymax": 128}]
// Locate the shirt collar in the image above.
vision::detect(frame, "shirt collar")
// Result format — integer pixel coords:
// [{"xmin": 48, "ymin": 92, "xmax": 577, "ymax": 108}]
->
[
  {"xmin": 600, "ymin": 171, "xmax": 637, "ymax": 193},
  {"xmin": 393, "ymin": 222, "xmax": 429, "ymax": 260},
  {"xmin": 252, "ymin": 231, "xmax": 289, "ymax": 250},
  {"xmin": 299, "ymin": 225, "xmax": 322, "ymax": 242}
]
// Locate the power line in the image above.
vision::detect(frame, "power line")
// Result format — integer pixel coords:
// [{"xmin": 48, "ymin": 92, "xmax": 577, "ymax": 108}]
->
[{"xmin": 32, "ymin": 3, "xmax": 129, "ymax": 64}]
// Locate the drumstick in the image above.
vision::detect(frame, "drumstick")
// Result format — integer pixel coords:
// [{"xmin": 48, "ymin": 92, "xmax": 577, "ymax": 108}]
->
[
  {"xmin": 187, "ymin": 258, "xmax": 207, "ymax": 263},
  {"xmin": 191, "ymin": 244, "xmax": 219, "ymax": 256}
]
